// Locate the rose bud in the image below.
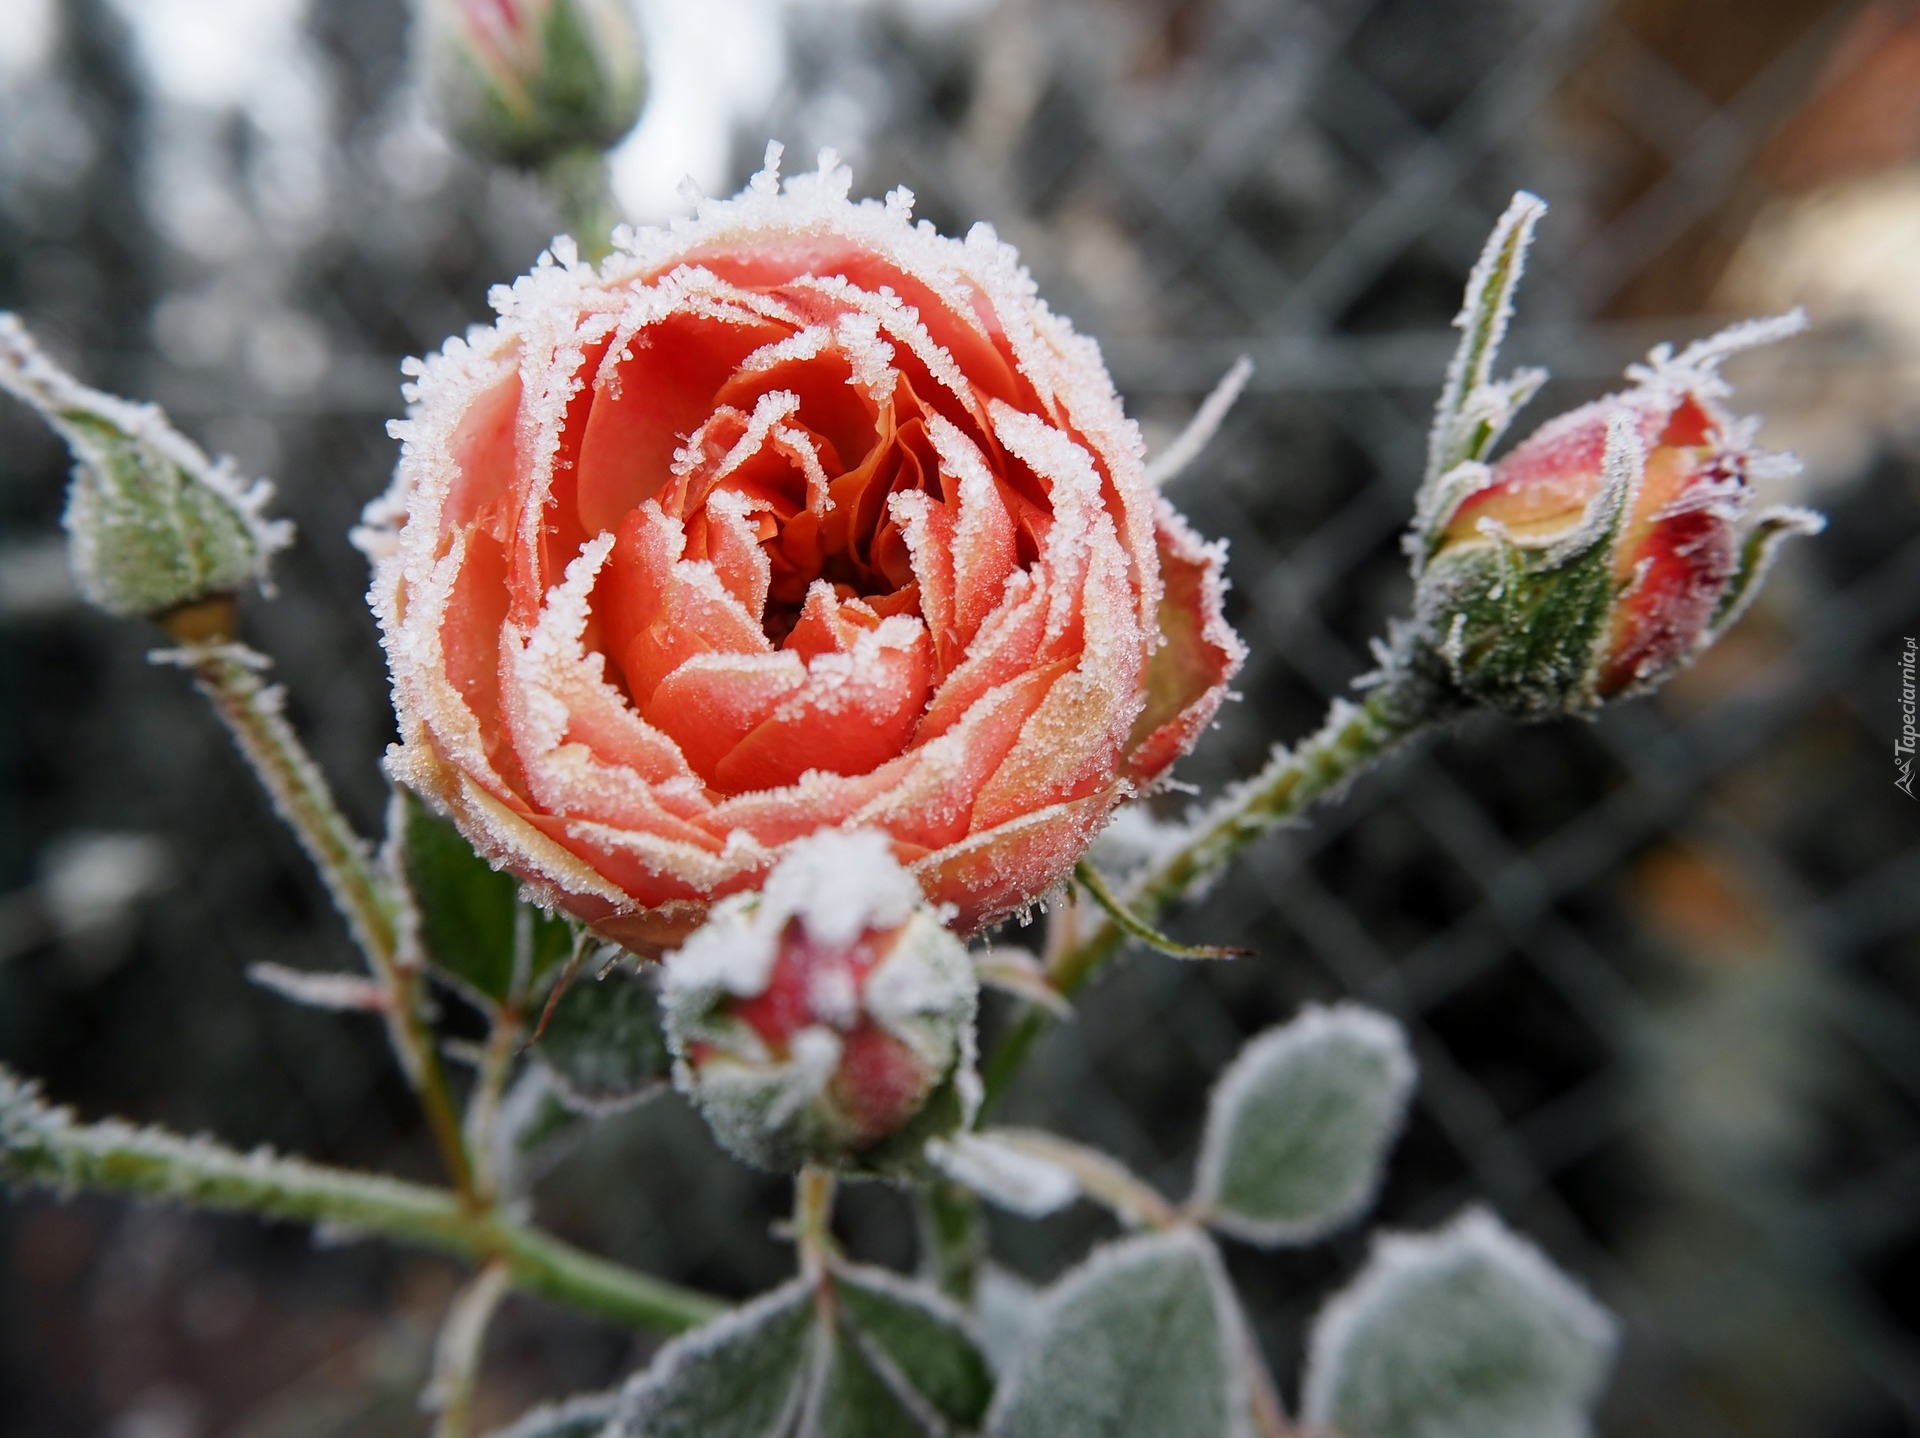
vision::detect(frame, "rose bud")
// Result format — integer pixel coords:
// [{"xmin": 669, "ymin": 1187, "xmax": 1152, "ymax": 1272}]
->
[
  {"xmin": 420, "ymin": 0, "xmax": 646, "ymax": 169},
  {"xmin": 361, "ymin": 147, "xmax": 1243, "ymax": 951},
  {"xmin": 1411, "ymin": 319, "xmax": 1824, "ymax": 717},
  {"xmin": 0, "ymin": 313, "xmax": 290, "ymax": 627},
  {"xmin": 660, "ymin": 829, "xmax": 977, "ymax": 1173}
]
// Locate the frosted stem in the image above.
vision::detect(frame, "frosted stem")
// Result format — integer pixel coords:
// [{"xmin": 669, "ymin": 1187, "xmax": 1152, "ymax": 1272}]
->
[
  {"xmin": 982, "ymin": 675, "xmax": 1432, "ymax": 1112},
  {"xmin": 0, "ymin": 1068, "xmax": 725, "ymax": 1335},
  {"xmin": 155, "ymin": 632, "xmax": 475, "ymax": 1202},
  {"xmin": 915, "ymin": 1179, "xmax": 985, "ymax": 1305},
  {"xmin": 543, "ymin": 148, "xmax": 619, "ymax": 264},
  {"xmin": 430, "ymin": 1260, "xmax": 512, "ymax": 1438},
  {"xmin": 794, "ymin": 1166, "xmax": 838, "ymax": 1281}
]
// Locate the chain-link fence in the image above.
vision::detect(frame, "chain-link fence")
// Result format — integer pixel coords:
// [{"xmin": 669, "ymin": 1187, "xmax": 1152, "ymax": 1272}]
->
[{"xmin": 2, "ymin": 1, "xmax": 1917, "ymax": 1434}]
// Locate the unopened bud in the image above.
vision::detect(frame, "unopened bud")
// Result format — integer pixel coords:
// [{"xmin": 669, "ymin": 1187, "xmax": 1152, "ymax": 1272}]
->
[
  {"xmin": 661, "ymin": 830, "xmax": 979, "ymax": 1174},
  {"xmin": 1411, "ymin": 317, "xmax": 1823, "ymax": 717},
  {"xmin": 421, "ymin": 0, "xmax": 646, "ymax": 169},
  {"xmin": 0, "ymin": 314, "xmax": 291, "ymax": 623}
]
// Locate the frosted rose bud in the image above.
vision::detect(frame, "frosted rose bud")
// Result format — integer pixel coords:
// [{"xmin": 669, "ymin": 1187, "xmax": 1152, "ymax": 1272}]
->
[
  {"xmin": 1413, "ymin": 321, "xmax": 1823, "ymax": 716},
  {"xmin": 0, "ymin": 314, "xmax": 290, "ymax": 624},
  {"xmin": 660, "ymin": 830, "xmax": 977, "ymax": 1173},
  {"xmin": 362, "ymin": 147, "xmax": 1243, "ymax": 951},
  {"xmin": 420, "ymin": 0, "xmax": 646, "ymax": 167}
]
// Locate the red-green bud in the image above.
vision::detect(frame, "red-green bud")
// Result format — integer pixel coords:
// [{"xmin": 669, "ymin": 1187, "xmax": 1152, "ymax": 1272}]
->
[
  {"xmin": 1411, "ymin": 317, "xmax": 1823, "ymax": 716},
  {"xmin": 421, "ymin": 0, "xmax": 646, "ymax": 169},
  {"xmin": 661, "ymin": 831, "xmax": 978, "ymax": 1174}
]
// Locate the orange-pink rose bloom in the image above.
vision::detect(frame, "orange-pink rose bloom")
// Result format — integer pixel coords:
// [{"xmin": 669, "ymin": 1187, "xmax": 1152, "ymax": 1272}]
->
[{"xmin": 361, "ymin": 149, "xmax": 1243, "ymax": 952}]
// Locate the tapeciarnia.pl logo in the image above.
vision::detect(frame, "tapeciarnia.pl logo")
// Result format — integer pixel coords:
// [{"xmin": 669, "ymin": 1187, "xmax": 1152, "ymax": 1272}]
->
[{"xmin": 1900, "ymin": 637, "xmax": 1917, "ymax": 799}]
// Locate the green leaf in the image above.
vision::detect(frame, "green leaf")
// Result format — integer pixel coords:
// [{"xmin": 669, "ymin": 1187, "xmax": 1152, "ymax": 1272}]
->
[
  {"xmin": 1192, "ymin": 1004, "xmax": 1414, "ymax": 1246},
  {"xmin": 532, "ymin": 964, "xmax": 672, "ymax": 1110},
  {"xmin": 609, "ymin": 1266, "xmax": 994, "ymax": 1438},
  {"xmin": 397, "ymin": 792, "xmax": 574, "ymax": 1009},
  {"xmin": 833, "ymin": 1263, "xmax": 995, "ymax": 1428},
  {"xmin": 613, "ymin": 1279, "xmax": 817, "ymax": 1438},
  {"xmin": 987, "ymin": 1229, "xmax": 1251, "ymax": 1438},
  {"xmin": 1303, "ymin": 1209, "xmax": 1617, "ymax": 1438},
  {"xmin": 1421, "ymin": 194, "xmax": 1548, "ymax": 501},
  {"xmin": 484, "ymin": 1389, "xmax": 619, "ymax": 1438},
  {"xmin": 1074, "ymin": 862, "xmax": 1252, "ymax": 960}
]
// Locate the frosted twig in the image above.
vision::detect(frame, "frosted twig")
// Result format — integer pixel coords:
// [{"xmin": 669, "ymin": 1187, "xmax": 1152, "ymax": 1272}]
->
[
  {"xmin": 1146, "ymin": 355, "xmax": 1254, "ymax": 487},
  {"xmin": 430, "ymin": 1260, "xmax": 512, "ymax": 1438},
  {"xmin": 0, "ymin": 1066, "xmax": 724, "ymax": 1334},
  {"xmin": 153, "ymin": 636, "xmax": 476, "ymax": 1202}
]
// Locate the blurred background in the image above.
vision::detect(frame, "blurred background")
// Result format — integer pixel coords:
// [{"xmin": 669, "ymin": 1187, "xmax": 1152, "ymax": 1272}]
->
[{"xmin": 3, "ymin": 0, "xmax": 1919, "ymax": 1433}]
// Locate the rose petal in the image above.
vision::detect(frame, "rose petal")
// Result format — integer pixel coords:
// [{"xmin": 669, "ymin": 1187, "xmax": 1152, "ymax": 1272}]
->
[{"xmin": 1122, "ymin": 498, "xmax": 1246, "ymax": 785}]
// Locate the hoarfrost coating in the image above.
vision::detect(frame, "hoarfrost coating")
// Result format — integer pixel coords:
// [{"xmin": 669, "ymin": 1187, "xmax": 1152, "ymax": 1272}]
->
[{"xmin": 361, "ymin": 145, "xmax": 1243, "ymax": 951}]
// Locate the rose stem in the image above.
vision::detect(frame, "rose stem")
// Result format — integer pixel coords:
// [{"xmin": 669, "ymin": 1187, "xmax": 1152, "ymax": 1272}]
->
[
  {"xmin": 0, "ymin": 1068, "xmax": 727, "ymax": 1334},
  {"xmin": 430, "ymin": 1260, "xmax": 511, "ymax": 1438},
  {"xmin": 980, "ymin": 672, "xmax": 1436, "ymax": 1113},
  {"xmin": 155, "ymin": 611, "xmax": 477, "ymax": 1205},
  {"xmin": 794, "ymin": 1166, "xmax": 838, "ymax": 1282},
  {"xmin": 542, "ymin": 147, "xmax": 619, "ymax": 264}
]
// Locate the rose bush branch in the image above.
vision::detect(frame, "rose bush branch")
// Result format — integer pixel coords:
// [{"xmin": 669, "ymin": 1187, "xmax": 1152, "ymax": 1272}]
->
[
  {"xmin": 0, "ymin": 1067, "xmax": 724, "ymax": 1334},
  {"xmin": 153, "ymin": 634, "xmax": 476, "ymax": 1202}
]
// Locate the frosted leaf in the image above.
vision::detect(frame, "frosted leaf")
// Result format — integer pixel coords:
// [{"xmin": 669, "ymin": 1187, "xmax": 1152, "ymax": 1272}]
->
[
  {"xmin": 533, "ymin": 963, "xmax": 673, "ymax": 1110},
  {"xmin": 986, "ymin": 1229, "xmax": 1253, "ymax": 1438},
  {"xmin": 1302, "ymin": 1209, "xmax": 1617, "ymax": 1438},
  {"xmin": 974, "ymin": 1265, "xmax": 1042, "ymax": 1377},
  {"xmin": 926, "ymin": 1132, "xmax": 1081, "ymax": 1218},
  {"xmin": 611, "ymin": 1278, "xmax": 817, "ymax": 1438},
  {"xmin": 395, "ymin": 791, "xmax": 576, "ymax": 1009},
  {"xmin": 1418, "ymin": 192, "xmax": 1547, "ymax": 535},
  {"xmin": 1192, "ymin": 1005, "xmax": 1415, "ymax": 1246},
  {"xmin": 0, "ymin": 313, "xmax": 291, "ymax": 619},
  {"xmin": 1146, "ymin": 356, "xmax": 1254, "ymax": 488},
  {"xmin": 483, "ymin": 1389, "xmax": 620, "ymax": 1438},
  {"xmin": 246, "ymin": 963, "xmax": 387, "ymax": 1013},
  {"xmin": 608, "ymin": 1265, "xmax": 992, "ymax": 1438}
]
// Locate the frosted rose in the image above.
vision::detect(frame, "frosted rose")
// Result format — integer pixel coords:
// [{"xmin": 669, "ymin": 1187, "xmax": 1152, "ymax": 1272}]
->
[{"xmin": 362, "ymin": 148, "xmax": 1243, "ymax": 952}]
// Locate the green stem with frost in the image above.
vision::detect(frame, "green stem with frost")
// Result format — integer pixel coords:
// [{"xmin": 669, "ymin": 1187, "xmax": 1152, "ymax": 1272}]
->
[
  {"xmin": 0, "ymin": 1069, "xmax": 724, "ymax": 1335},
  {"xmin": 161, "ymin": 637, "xmax": 477, "ymax": 1205}
]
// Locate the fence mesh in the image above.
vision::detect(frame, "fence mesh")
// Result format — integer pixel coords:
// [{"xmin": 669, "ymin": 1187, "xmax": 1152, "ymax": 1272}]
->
[{"xmin": 2, "ymin": 0, "xmax": 1917, "ymax": 1433}]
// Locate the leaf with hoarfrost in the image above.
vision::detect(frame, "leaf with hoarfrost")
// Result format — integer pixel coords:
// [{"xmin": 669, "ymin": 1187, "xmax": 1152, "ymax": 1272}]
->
[
  {"xmin": 483, "ymin": 1390, "xmax": 620, "ymax": 1438},
  {"xmin": 610, "ymin": 1265, "xmax": 992, "ymax": 1438},
  {"xmin": 1302, "ymin": 1209, "xmax": 1617, "ymax": 1438},
  {"xmin": 832, "ymin": 1263, "xmax": 994, "ymax": 1429},
  {"xmin": 397, "ymin": 792, "xmax": 574, "ymax": 1009},
  {"xmin": 1421, "ymin": 193, "xmax": 1547, "ymax": 507},
  {"xmin": 612, "ymin": 1279, "xmax": 817, "ymax": 1438},
  {"xmin": 532, "ymin": 964, "xmax": 672, "ymax": 1110},
  {"xmin": 1192, "ymin": 1004, "xmax": 1414, "ymax": 1246},
  {"xmin": 987, "ymin": 1229, "xmax": 1252, "ymax": 1438}
]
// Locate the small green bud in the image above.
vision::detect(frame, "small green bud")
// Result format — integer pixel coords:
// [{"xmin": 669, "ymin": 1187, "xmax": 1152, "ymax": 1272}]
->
[
  {"xmin": 0, "ymin": 314, "xmax": 291, "ymax": 623},
  {"xmin": 421, "ymin": 0, "xmax": 647, "ymax": 169}
]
